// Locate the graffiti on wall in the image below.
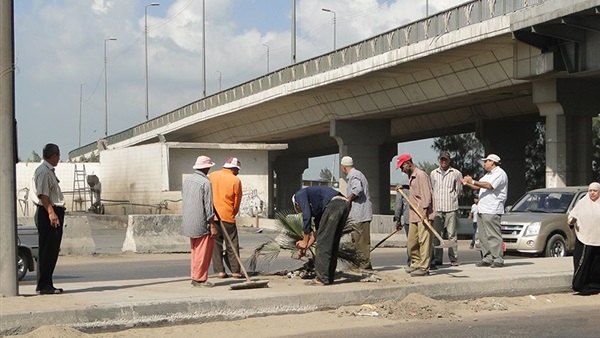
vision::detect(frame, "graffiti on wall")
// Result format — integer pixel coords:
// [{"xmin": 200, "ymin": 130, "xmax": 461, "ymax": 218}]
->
[{"xmin": 239, "ymin": 188, "xmax": 266, "ymax": 218}]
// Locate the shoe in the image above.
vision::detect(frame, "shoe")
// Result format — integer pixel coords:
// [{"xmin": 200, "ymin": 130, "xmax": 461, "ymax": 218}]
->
[
  {"xmin": 450, "ymin": 261, "xmax": 460, "ymax": 267},
  {"xmin": 231, "ymin": 273, "xmax": 244, "ymax": 279},
  {"xmin": 469, "ymin": 245, "xmax": 474, "ymax": 249},
  {"xmin": 191, "ymin": 280, "xmax": 214, "ymax": 288},
  {"xmin": 491, "ymin": 262, "xmax": 504, "ymax": 268},
  {"xmin": 305, "ymin": 278, "xmax": 326, "ymax": 286},
  {"xmin": 429, "ymin": 264, "xmax": 438, "ymax": 270},
  {"xmin": 410, "ymin": 269, "xmax": 429, "ymax": 277},
  {"xmin": 475, "ymin": 261, "xmax": 492, "ymax": 267},
  {"xmin": 36, "ymin": 287, "xmax": 63, "ymax": 295},
  {"xmin": 405, "ymin": 266, "xmax": 417, "ymax": 273},
  {"xmin": 217, "ymin": 272, "xmax": 229, "ymax": 279}
]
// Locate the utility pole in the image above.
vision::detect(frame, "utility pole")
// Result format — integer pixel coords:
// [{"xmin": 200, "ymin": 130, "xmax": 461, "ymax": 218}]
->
[
  {"xmin": 79, "ymin": 82, "xmax": 84, "ymax": 147},
  {"xmin": 291, "ymin": 0, "xmax": 296, "ymax": 64},
  {"xmin": 0, "ymin": 0, "xmax": 19, "ymax": 296},
  {"xmin": 144, "ymin": 2, "xmax": 159, "ymax": 121},
  {"xmin": 202, "ymin": 0, "xmax": 206, "ymax": 97},
  {"xmin": 263, "ymin": 44, "xmax": 270, "ymax": 73}
]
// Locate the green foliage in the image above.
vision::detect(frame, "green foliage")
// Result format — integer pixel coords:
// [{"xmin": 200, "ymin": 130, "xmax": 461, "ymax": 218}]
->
[
  {"xmin": 593, "ymin": 117, "xmax": 600, "ymax": 182},
  {"xmin": 416, "ymin": 161, "xmax": 437, "ymax": 175},
  {"xmin": 31, "ymin": 150, "xmax": 41, "ymax": 162},
  {"xmin": 432, "ymin": 132, "xmax": 485, "ymax": 179},
  {"xmin": 78, "ymin": 152, "xmax": 100, "ymax": 162},
  {"xmin": 319, "ymin": 167, "xmax": 335, "ymax": 182},
  {"xmin": 524, "ymin": 122, "xmax": 546, "ymax": 190},
  {"xmin": 248, "ymin": 210, "xmax": 362, "ymax": 273}
]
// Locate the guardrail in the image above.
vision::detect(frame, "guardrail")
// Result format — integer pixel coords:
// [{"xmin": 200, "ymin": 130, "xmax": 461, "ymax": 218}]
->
[{"xmin": 70, "ymin": 0, "xmax": 548, "ymax": 159}]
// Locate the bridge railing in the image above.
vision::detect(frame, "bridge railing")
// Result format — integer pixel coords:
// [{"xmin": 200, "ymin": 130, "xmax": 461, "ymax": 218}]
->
[{"xmin": 70, "ymin": 0, "xmax": 548, "ymax": 160}]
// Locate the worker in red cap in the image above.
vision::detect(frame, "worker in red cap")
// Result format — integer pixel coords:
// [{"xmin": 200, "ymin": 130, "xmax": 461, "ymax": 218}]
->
[{"xmin": 396, "ymin": 154, "xmax": 434, "ymax": 277}]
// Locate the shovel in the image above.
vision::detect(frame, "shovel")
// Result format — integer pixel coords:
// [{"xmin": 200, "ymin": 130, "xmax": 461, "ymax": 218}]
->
[
  {"xmin": 370, "ymin": 228, "xmax": 400, "ymax": 252},
  {"xmin": 396, "ymin": 189, "xmax": 457, "ymax": 249},
  {"xmin": 214, "ymin": 211, "xmax": 269, "ymax": 290}
]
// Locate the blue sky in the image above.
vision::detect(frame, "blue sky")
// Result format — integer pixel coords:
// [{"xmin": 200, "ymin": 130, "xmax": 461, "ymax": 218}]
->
[{"xmin": 13, "ymin": 0, "xmax": 463, "ymax": 180}]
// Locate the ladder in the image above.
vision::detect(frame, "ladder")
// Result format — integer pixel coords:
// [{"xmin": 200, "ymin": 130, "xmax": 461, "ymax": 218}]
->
[{"xmin": 71, "ymin": 164, "xmax": 91, "ymax": 212}]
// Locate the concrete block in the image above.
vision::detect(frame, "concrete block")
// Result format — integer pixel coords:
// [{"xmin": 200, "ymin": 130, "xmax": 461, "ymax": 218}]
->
[
  {"xmin": 61, "ymin": 216, "xmax": 96, "ymax": 255},
  {"xmin": 122, "ymin": 215, "xmax": 188, "ymax": 253}
]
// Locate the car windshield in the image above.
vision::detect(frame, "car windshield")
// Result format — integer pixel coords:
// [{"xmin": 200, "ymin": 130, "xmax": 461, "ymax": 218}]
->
[{"xmin": 510, "ymin": 191, "xmax": 575, "ymax": 214}]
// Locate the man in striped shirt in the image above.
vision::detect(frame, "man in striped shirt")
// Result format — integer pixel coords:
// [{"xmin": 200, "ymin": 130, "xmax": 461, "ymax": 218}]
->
[
  {"xmin": 430, "ymin": 151, "xmax": 463, "ymax": 268},
  {"xmin": 182, "ymin": 156, "xmax": 218, "ymax": 287}
]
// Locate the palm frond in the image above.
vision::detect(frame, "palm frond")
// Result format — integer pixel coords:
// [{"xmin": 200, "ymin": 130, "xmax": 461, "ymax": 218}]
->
[{"xmin": 249, "ymin": 210, "xmax": 364, "ymax": 272}]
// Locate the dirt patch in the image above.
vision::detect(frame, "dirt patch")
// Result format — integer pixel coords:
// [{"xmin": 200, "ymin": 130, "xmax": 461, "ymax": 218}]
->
[{"xmin": 10, "ymin": 293, "xmax": 600, "ymax": 338}]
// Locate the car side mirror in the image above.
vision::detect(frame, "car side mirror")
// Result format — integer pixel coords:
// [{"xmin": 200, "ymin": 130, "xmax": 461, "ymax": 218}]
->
[{"xmin": 505, "ymin": 205, "xmax": 512, "ymax": 212}]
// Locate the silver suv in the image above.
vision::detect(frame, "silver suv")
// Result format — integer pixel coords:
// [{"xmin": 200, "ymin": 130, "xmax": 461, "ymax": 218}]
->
[{"xmin": 501, "ymin": 186, "xmax": 587, "ymax": 257}]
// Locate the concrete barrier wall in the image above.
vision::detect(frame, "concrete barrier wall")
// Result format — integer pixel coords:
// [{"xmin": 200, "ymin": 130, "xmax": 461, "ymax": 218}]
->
[
  {"xmin": 122, "ymin": 215, "xmax": 188, "ymax": 253},
  {"xmin": 62, "ymin": 216, "xmax": 96, "ymax": 255},
  {"xmin": 114, "ymin": 214, "xmax": 406, "ymax": 254}
]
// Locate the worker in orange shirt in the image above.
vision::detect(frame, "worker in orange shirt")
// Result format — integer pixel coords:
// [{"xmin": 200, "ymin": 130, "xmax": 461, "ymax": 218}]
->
[{"xmin": 210, "ymin": 157, "xmax": 243, "ymax": 279}]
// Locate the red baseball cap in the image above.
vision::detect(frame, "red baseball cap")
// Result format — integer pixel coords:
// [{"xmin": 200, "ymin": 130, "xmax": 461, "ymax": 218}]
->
[{"xmin": 396, "ymin": 154, "xmax": 412, "ymax": 170}]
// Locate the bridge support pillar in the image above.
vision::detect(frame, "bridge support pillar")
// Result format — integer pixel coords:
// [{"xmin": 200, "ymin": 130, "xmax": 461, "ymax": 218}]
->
[
  {"xmin": 331, "ymin": 120, "xmax": 391, "ymax": 214},
  {"xmin": 273, "ymin": 156, "xmax": 308, "ymax": 215},
  {"xmin": 534, "ymin": 79, "xmax": 597, "ymax": 187},
  {"xmin": 478, "ymin": 119, "xmax": 535, "ymax": 204}
]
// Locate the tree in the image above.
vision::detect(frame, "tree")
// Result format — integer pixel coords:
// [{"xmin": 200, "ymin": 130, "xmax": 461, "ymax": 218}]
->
[
  {"xmin": 31, "ymin": 150, "xmax": 41, "ymax": 162},
  {"xmin": 319, "ymin": 167, "xmax": 335, "ymax": 182},
  {"xmin": 432, "ymin": 133, "xmax": 485, "ymax": 179},
  {"xmin": 524, "ymin": 122, "xmax": 546, "ymax": 191},
  {"xmin": 416, "ymin": 161, "xmax": 437, "ymax": 175},
  {"xmin": 593, "ymin": 117, "xmax": 600, "ymax": 182}
]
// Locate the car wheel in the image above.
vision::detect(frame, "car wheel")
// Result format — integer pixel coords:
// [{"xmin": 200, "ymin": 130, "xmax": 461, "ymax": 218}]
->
[
  {"xmin": 545, "ymin": 234, "xmax": 566, "ymax": 257},
  {"xmin": 17, "ymin": 250, "xmax": 28, "ymax": 280}
]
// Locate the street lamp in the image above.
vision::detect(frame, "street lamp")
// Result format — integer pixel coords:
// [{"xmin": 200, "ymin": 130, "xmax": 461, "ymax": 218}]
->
[
  {"xmin": 79, "ymin": 82, "xmax": 85, "ymax": 147},
  {"xmin": 145, "ymin": 2, "xmax": 160, "ymax": 121},
  {"xmin": 322, "ymin": 8, "xmax": 336, "ymax": 50},
  {"xmin": 262, "ymin": 44, "xmax": 270, "ymax": 73},
  {"xmin": 104, "ymin": 37, "xmax": 117, "ymax": 137},
  {"xmin": 202, "ymin": 0, "xmax": 206, "ymax": 97},
  {"xmin": 216, "ymin": 70, "xmax": 222, "ymax": 92}
]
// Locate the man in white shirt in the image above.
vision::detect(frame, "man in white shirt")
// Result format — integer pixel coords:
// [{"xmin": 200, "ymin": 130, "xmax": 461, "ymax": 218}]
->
[{"xmin": 462, "ymin": 154, "xmax": 508, "ymax": 268}]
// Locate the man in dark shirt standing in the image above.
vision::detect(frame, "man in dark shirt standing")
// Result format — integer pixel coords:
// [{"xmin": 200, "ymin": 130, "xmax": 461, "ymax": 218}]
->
[{"xmin": 293, "ymin": 186, "xmax": 350, "ymax": 286}]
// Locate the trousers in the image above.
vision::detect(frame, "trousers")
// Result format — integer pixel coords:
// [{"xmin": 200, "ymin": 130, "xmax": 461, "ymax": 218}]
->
[{"xmin": 34, "ymin": 205, "xmax": 64, "ymax": 291}]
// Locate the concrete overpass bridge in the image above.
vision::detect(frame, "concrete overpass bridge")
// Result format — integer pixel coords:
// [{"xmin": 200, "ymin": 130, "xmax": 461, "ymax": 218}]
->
[{"xmin": 70, "ymin": 0, "xmax": 600, "ymax": 216}]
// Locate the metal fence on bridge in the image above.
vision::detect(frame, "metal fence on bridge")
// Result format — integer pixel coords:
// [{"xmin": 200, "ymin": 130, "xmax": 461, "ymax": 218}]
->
[{"xmin": 70, "ymin": 0, "xmax": 548, "ymax": 159}]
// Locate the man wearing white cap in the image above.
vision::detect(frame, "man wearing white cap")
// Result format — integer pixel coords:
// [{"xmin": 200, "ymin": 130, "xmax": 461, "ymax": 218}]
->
[
  {"xmin": 182, "ymin": 155, "xmax": 218, "ymax": 287},
  {"xmin": 340, "ymin": 156, "xmax": 373, "ymax": 270},
  {"xmin": 462, "ymin": 154, "xmax": 508, "ymax": 268},
  {"xmin": 210, "ymin": 157, "xmax": 243, "ymax": 279}
]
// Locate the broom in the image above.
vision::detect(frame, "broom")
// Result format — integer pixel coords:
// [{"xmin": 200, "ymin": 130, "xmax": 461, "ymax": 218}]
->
[{"xmin": 215, "ymin": 211, "xmax": 269, "ymax": 290}]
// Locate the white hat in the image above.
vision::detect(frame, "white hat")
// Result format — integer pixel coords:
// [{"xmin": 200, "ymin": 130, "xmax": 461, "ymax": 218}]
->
[
  {"xmin": 340, "ymin": 156, "xmax": 353, "ymax": 166},
  {"xmin": 192, "ymin": 156, "xmax": 215, "ymax": 169},
  {"xmin": 482, "ymin": 154, "xmax": 501, "ymax": 163},
  {"xmin": 223, "ymin": 157, "xmax": 241, "ymax": 169}
]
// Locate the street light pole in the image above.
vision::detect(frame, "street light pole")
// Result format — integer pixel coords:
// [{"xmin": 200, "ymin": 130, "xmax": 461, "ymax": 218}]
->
[
  {"xmin": 262, "ymin": 44, "xmax": 269, "ymax": 73},
  {"xmin": 79, "ymin": 82, "xmax": 85, "ymax": 147},
  {"xmin": 144, "ymin": 2, "xmax": 159, "ymax": 121},
  {"xmin": 426, "ymin": 0, "xmax": 429, "ymax": 16},
  {"xmin": 291, "ymin": 0, "xmax": 296, "ymax": 64},
  {"xmin": 202, "ymin": 0, "xmax": 206, "ymax": 97},
  {"xmin": 104, "ymin": 37, "xmax": 117, "ymax": 137},
  {"xmin": 322, "ymin": 8, "xmax": 336, "ymax": 50},
  {"xmin": 216, "ymin": 70, "xmax": 222, "ymax": 92}
]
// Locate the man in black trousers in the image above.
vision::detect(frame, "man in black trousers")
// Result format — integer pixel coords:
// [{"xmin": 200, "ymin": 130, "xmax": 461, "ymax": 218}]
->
[
  {"xmin": 32, "ymin": 143, "xmax": 65, "ymax": 295},
  {"xmin": 293, "ymin": 186, "xmax": 350, "ymax": 286}
]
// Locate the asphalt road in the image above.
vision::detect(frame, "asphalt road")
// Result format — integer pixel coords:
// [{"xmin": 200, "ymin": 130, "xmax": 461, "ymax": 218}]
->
[{"xmin": 18, "ymin": 227, "xmax": 523, "ymax": 284}]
